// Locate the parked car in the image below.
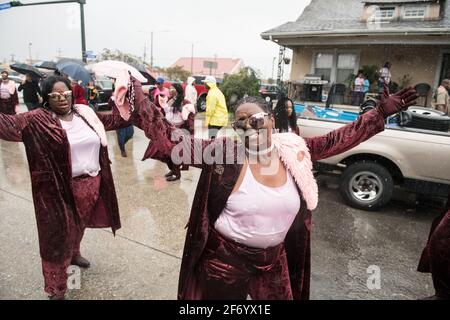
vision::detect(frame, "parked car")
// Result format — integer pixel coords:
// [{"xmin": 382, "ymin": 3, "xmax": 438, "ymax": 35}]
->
[
  {"xmin": 297, "ymin": 105, "xmax": 450, "ymax": 211},
  {"xmin": 259, "ymin": 83, "xmax": 278, "ymax": 103},
  {"xmin": 95, "ymin": 77, "xmax": 114, "ymax": 111}
]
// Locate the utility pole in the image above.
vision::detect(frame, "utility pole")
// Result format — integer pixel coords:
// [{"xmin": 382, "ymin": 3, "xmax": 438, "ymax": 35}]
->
[
  {"xmin": 139, "ymin": 29, "xmax": 169, "ymax": 70},
  {"xmin": 150, "ymin": 31, "xmax": 153, "ymax": 70},
  {"xmin": 190, "ymin": 43, "xmax": 194, "ymax": 74},
  {"xmin": 28, "ymin": 42, "xmax": 32, "ymax": 64},
  {"xmin": 143, "ymin": 42, "xmax": 147, "ymax": 64},
  {"xmin": 271, "ymin": 56, "xmax": 276, "ymax": 80},
  {"xmin": 79, "ymin": 0, "xmax": 86, "ymax": 62}
]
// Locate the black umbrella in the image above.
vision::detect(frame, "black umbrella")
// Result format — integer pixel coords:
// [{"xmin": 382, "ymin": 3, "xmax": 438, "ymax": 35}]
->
[
  {"xmin": 34, "ymin": 61, "xmax": 57, "ymax": 70},
  {"xmin": 10, "ymin": 63, "xmax": 44, "ymax": 79}
]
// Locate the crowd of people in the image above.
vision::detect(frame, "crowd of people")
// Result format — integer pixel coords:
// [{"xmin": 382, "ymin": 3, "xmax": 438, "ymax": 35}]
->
[
  {"xmin": 349, "ymin": 61, "xmax": 450, "ymax": 115},
  {"xmin": 1, "ymin": 65, "xmax": 450, "ymax": 301}
]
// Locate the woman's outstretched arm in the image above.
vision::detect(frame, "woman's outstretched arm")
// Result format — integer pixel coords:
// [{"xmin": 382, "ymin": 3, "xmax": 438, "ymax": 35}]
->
[
  {"xmin": 0, "ymin": 113, "xmax": 26, "ymax": 142},
  {"xmin": 115, "ymin": 73, "xmax": 231, "ymax": 168},
  {"xmin": 306, "ymin": 86, "xmax": 417, "ymax": 161}
]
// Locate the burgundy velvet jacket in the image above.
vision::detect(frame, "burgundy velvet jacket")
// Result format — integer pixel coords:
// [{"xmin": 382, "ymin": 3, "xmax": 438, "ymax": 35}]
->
[
  {"xmin": 142, "ymin": 99, "xmax": 195, "ymax": 162},
  {"xmin": 130, "ymin": 79, "xmax": 386, "ymax": 299},
  {"xmin": 418, "ymin": 192, "xmax": 450, "ymax": 273},
  {"xmin": 0, "ymin": 108, "xmax": 130, "ymax": 263}
]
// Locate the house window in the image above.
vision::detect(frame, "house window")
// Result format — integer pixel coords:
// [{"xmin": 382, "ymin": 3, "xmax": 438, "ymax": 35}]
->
[
  {"xmin": 403, "ymin": 5, "xmax": 426, "ymax": 19},
  {"xmin": 314, "ymin": 53, "xmax": 333, "ymax": 81},
  {"xmin": 375, "ymin": 6, "xmax": 395, "ymax": 19},
  {"xmin": 336, "ymin": 54, "xmax": 357, "ymax": 84}
]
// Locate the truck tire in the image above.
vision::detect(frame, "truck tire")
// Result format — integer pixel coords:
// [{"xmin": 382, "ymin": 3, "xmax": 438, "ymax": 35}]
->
[
  {"xmin": 339, "ymin": 161, "xmax": 394, "ymax": 211},
  {"xmin": 197, "ymin": 95, "xmax": 207, "ymax": 112}
]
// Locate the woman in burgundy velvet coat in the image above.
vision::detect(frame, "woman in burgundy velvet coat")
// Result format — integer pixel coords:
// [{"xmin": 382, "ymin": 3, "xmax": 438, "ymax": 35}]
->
[
  {"xmin": 0, "ymin": 76, "xmax": 130, "ymax": 299},
  {"xmin": 418, "ymin": 192, "xmax": 450, "ymax": 299},
  {"xmin": 141, "ymin": 84, "xmax": 195, "ymax": 181},
  {"xmin": 116, "ymin": 74, "xmax": 416, "ymax": 300}
]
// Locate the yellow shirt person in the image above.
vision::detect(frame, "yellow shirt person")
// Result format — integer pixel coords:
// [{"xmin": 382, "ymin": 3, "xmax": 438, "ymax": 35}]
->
[{"xmin": 203, "ymin": 76, "xmax": 228, "ymax": 138}]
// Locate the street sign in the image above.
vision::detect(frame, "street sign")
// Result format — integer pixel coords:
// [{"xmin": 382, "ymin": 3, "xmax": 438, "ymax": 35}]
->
[
  {"xmin": 203, "ymin": 61, "xmax": 218, "ymax": 69},
  {"xmin": 0, "ymin": 2, "xmax": 11, "ymax": 10},
  {"xmin": 84, "ymin": 50, "xmax": 96, "ymax": 60}
]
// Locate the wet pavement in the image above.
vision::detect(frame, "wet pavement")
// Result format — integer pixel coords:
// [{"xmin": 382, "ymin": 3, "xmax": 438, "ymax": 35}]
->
[{"xmin": 0, "ymin": 113, "xmax": 442, "ymax": 300}]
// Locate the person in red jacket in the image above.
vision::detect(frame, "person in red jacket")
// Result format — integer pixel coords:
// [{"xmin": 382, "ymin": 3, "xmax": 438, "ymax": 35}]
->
[{"xmin": 71, "ymin": 79, "xmax": 87, "ymax": 105}]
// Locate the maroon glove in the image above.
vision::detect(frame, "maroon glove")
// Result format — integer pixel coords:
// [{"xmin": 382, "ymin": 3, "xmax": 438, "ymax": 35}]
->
[{"xmin": 378, "ymin": 84, "xmax": 418, "ymax": 118}]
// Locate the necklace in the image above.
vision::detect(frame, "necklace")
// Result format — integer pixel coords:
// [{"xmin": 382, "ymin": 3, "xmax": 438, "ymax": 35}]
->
[{"xmin": 245, "ymin": 143, "xmax": 275, "ymax": 156}]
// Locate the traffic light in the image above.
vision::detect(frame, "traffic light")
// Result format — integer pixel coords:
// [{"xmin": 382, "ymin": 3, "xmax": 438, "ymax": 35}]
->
[{"xmin": 9, "ymin": 1, "xmax": 23, "ymax": 6}]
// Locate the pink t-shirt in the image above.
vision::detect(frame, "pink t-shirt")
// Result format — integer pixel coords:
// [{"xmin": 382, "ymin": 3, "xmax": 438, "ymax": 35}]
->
[
  {"xmin": 214, "ymin": 165, "xmax": 301, "ymax": 249},
  {"xmin": 60, "ymin": 114, "xmax": 101, "ymax": 178}
]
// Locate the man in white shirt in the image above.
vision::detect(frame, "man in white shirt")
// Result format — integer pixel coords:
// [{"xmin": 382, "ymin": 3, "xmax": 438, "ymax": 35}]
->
[{"xmin": 433, "ymin": 79, "xmax": 450, "ymax": 115}]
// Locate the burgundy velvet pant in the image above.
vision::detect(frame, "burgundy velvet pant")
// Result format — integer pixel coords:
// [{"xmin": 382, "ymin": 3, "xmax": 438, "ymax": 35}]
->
[
  {"xmin": 41, "ymin": 174, "xmax": 101, "ymax": 298},
  {"xmin": 0, "ymin": 98, "xmax": 16, "ymax": 115},
  {"xmin": 187, "ymin": 228, "xmax": 293, "ymax": 300},
  {"xmin": 418, "ymin": 208, "xmax": 450, "ymax": 299}
]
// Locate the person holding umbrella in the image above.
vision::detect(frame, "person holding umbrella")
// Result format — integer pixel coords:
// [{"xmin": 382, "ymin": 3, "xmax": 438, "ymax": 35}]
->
[
  {"xmin": 18, "ymin": 73, "xmax": 42, "ymax": 111},
  {"xmin": 0, "ymin": 71, "xmax": 19, "ymax": 115},
  {"xmin": 0, "ymin": 75, "xmax": 131, "ymax": 300}
]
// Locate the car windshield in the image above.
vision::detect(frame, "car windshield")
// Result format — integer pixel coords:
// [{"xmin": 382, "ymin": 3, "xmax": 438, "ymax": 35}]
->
[
  {"xmin": 97, "ymin": 79, "xmax": 113, "ymax": 90},
  {"xmin": 260, "ymin": 84, "xmax": 277, "ymax": 91}
]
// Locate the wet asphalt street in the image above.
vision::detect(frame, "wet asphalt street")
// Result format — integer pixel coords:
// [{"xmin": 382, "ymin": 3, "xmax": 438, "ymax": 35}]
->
[{"xmin": 0, "ymin": 111, "xmax": 443, "ymax": 300}]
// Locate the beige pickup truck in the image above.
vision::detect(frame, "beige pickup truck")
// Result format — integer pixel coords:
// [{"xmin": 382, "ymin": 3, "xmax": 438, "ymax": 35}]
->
[{"xmin": 298, "ymin": 107, "xmax": 450, "ymax": 211}]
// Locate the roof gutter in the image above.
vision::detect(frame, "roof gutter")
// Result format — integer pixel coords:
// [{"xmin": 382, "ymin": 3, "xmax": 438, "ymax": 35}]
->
[{"xmin": 261, "ymin": 28, "xmax": 450, "ymax": 40}]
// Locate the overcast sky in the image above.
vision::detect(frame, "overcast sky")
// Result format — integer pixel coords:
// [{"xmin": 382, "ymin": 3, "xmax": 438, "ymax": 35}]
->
[{"xmin": 0, "ymin": 0, "xmax": 311, "ymax": 79}]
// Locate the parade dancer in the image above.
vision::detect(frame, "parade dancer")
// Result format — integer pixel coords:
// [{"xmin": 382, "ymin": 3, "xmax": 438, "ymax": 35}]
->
[
  {"xmin": 115, "ymin": 72, "xmax": 416, "ymax": 300},
  {"xmin": 418, "ymin": 192, "xmax": 450, "ymax": 299},
  {"xmin": 0, "ymin": 76, "xmax": 130, "ymax": 299},
  {"xmin": 158, "ymin": 83, "xmax": 195, "ymax": 181}
]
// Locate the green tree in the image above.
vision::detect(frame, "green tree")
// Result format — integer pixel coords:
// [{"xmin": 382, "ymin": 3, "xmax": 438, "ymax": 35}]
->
[
  {"xmin": 163, "ymin": 65, "xmax": 191, "ymax": 82},
  {"xmin": 97, "ymin": 48, "xmax": 143, "ymax": 66},
  {"xmin": 220, "ymin": 67, "xmax": 260, "ymax": 110}
]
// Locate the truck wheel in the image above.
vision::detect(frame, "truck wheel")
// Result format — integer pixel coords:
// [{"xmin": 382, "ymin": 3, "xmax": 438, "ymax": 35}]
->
[
  {"xmin": 339, "ymin": 161, "xmax": 393, "ymax": 211},
  {"xmin": 197, "ymin": 96, "xmax": 207, "ymax": 112}
]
